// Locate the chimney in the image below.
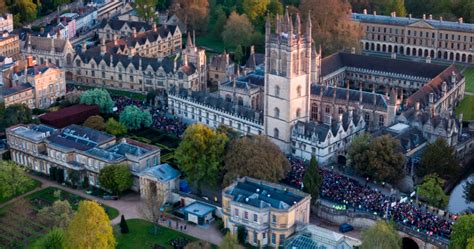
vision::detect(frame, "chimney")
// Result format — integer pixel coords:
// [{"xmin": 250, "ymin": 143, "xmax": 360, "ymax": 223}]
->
[
  {"xmin": 459, "ymin": 17, "xmax": 464, "ymax": 24},
  {"xmin": 429, "ymin": 14, "xmax": 433, "ymax": 20},
  {"xmin": 442, "ymin": 81, "xmax": 447, "ymax": 95},
  {"xmin": 415, "ymin": 101, "xmax": 420, "ymax": 111},
  {"xmin": 184, "ymin": 53, "xmax": 188, "ymax": 66},
  {"xmin": 132, "ymin": 27, "xmax": 137, "ymax": 38},
  {"xmin": 113, "ymin": 34, "xmax": 118, "ymax": 45},
  {"xmin": 100, "ymin": 38, "xmax": 106, "ymax": 55},
  {"xmin": 391, "ymin": 12, "xmax": 396, "ymax": 18},
  {"xmin": 459, "ymin": 113, "xmax": 464, "ymax": 136},
  {"xmin": 250, "ymin": 45, "xmax": 255, "ymax": 55},
  {"xmin": 423, "ymin": 14, "xmax": 426, "ymax": 20},
  {"xmin": 40, "ymin": 27, "xmax": 45, "ymax": 34},
  {"xmin": 373, "ymin": 11, "xmax": 377, "ymax": 16},
  {"xmin": 351, "ymin": 47, "xmax": 356, "ymax": 54},
  {"xmin": 451, "ymin": 71, "xmax": 457, "ymax": 84},
  {"xmin": 27, "ymin": 55, "xmax": 34, "ymax": 67},
  {"xmin": 152, "ymin": 22, "xmax": 157, "ymax": 32},
  {"xmin": 440, "ymin": 16, "xmax": 443, "ymax": 22},
  {"xmin": 363, "ymin": 9, "xmax": 367, "ymax": 15},
  {"xmin": 409, "ymin": 14, "xmax": 412, "ymax": 19},
  {"xmin": 81, "ymin": 42, "xmax": 87, "ymax": 53},
  {"xmin": 429, "ymin": 92, "xmax": 434, "ymax": 104},
  {"xmin": 225, "ymin": 51, "xmax": 229, "ymax": 65}
]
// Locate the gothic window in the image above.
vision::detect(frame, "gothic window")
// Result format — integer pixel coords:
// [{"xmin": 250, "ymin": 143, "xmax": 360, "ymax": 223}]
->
[
  {"xmin": 292, "ymin": 53, "xmax": 298, "ymax": 74},
  {"xmin": 325, "ymin": 105, "xmax": 331, "ymax": 113},
  {"xmin": 271, "ymin": 51, "xmax": 278, "ymax": 73},
  {"xmin": 275, "ymin": 85, "xmax": 280, "ymax": 97},
  {"xmin": 281, "ymin": 53, "xmax": 287, "ymax": 76},
  {"xmin": 300, "ymin": 51, "xmax": 306, "ymax": 73},
  {"xmin": 379, "ymin": 115, "xmax": 385, "ymax": 127},
  {"xmin": 274, "ymin": 128, "xmax": 279, "ymax": 139},
  {"xmin": 338, "ymin": 107, "xmax": 344, "ymax": 114},
  {"xmin": 296, "ymin": 108, "xmax": 301, "ymax": 118},
  {"xmin": 238, "ymin": 97, "xmax": 243, "ymax": 106},
  {"xmin": 296, "ymin": 85, "xmax": 302, "ymax": 97},
  {"xmin": 311, "ymin": 103, "xmax": 318, "ymax": 120},
  {"xmin": 364, "ymin": 113, "xmax": 370, "ymax": 123},
  {"xmin": 274, "ymin": 107, "xmax": 280, "ymax": 118}
]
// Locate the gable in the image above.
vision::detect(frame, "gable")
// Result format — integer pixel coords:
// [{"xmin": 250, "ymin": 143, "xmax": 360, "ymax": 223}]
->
[{"xmin": 408, "ymin": 20, "xmax": 435, "ymax": 29}]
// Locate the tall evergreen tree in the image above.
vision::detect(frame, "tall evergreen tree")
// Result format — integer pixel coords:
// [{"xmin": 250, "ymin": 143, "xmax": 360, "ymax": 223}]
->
[
  {"xmin": 120, "ymin": 215, "xmax": 129, "ymax": 234},
  {"xmin": 303, "ymin": 155, "xmax": 322, "ymax": 204}
]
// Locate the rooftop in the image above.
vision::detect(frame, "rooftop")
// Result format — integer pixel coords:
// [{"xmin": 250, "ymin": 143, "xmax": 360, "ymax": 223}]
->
[
  {"xmin": 47, "ymin": 124, "xmax": 115, "ymax": 151},
  {"xmin": 142, "ymin": 163, "xmax": 180, "ymax": 182},
  {"xmin": 1, "ymin": 83, "xmax": 33, "ymax": 97},
  {"xmin": 225, "ymin": 177, "xmax": 309, "ymax": 210},
  {"xmin": 182, "ymin": 201, "xmax": 216, "ymax": 217},
  {"xmin": 9, "ymin": 124, "xmax": 56, "ymax": 142}
]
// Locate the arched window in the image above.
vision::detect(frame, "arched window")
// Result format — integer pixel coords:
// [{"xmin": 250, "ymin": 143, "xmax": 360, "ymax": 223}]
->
[
  {"xmin": 281, "ymin": 53, "xmax": 287, "ymax": 76},
  {"xmin": 296, "ymin": 85, "xmax": 302, "ymax": 97},
  {"xmin": 296, "ymin": 108, "xmax": 301, "ymax": 118},
  {"xmin": 75, "ymin": 60, "xmax": 81, "ymax": 67},
  {"xmin": 325, "ymin": 105, "xmax": 331, "ymax": 113},
  {"xmin": 311, "ymin": 103, "xmax": 318, "ymax": 120},
  {"xmin": 274, "ymin": 128, "xmax": 279, "ymax": 139},
  {"xmin": 271, "ymin": 51, "xmax": 278, "ymax": 73},
  {"xmin": 274, "ymin": 107, "xmax": 280, "ymax": 118},
  {"xmin": 238, "ymin": 97, "xmax": 243, "ymax": 106},
  {"xmin": 275, "ymin": 85, "xmax": 280, "ymax": 97}
]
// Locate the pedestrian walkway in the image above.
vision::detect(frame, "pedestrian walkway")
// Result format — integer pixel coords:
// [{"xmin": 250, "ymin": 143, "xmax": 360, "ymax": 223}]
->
[{"xmin": 8, "ymin": 174, "xmax": 223, "ymax": 245}]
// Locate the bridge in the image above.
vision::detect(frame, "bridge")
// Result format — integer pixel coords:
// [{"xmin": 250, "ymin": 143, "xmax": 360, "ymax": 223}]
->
[{"xmin": 315, "ymin": 203, "xmax": 449, "ymax": 249}]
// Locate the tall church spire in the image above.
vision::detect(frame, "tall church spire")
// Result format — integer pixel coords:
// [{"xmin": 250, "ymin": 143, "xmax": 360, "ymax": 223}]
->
[
  {"xmin": 186, "ymin": 32, "xmax": 193, "ymax": 48},
  {"xmin": 306, "ymin": 11, "xmax": 312, "ymax": 40},
  {"xmin": 295, "ymin": 12, "xmax": 302, "ymax": 35}
]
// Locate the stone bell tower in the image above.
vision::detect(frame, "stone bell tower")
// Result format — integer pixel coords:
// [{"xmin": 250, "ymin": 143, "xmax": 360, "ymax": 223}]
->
[{"xmin": 263, "ymin": 8, "xmax": 313, "ymax": 152}]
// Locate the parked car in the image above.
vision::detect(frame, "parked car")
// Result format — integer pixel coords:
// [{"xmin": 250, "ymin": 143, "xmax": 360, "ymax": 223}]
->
[{"xmin": 339, "ymin": 223, "xmax": 354, "ymax": 233}]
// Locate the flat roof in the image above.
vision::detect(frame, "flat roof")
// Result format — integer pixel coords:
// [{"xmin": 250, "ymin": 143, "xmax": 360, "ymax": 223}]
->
[
  {"xmin": 10, "ymin": 125, "xmax": 56, "ymax": 142},
  {"xmin": 388, "ymin": 123, "xmax": 410, "ymax": 133},
  {"xmin": 183, "ymin": 201, "xmax": 216, "ymax": 217},
  {"xmin": 141, "ymin": 163, "xmax": 180, "ymax": 182}
]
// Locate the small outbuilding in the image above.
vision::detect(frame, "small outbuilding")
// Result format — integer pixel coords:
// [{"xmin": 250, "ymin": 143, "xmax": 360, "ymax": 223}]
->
[{"xmin": 182, "ymin": 201, "xmax": 216, "ymax": 225}]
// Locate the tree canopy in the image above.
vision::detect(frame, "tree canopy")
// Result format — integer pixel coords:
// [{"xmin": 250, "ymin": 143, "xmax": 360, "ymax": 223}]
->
[
  {"xmin": 347, "ymin": 134, "xmax": 405, "ymax": 184},
  {"xmin": 464, "ymin": 180, "xmax": 474, "ymax": 203},
  {"xmin": 417, "ymin": 138, "xmax": 460, "ymax": 180},
  {"xmin": 83, "ymin": 115, "xmax": 105, "ymax": 131},
  {"xmin": 0, "ymin": 161, "xmax": 35, "ymax": 200},
  {"xmin": 105, "ymin": 117, "xmax": 128, "ymax": 136},
  {"xmin": 98, "ymin": 164, "xmax": 133, "ymax": 195},
  {"xmin": 65, "ymin": 201, "xmax": 116, "ymax": 249},
  {"xmin": 361, "ymin": 221, "xmax": 401, "ymax": 249},
  {"xmin": 220, "ymin": 232, "xmax": 243, "ymax": 249},
  {"xmin": 450, "ymin": 214, "xmax": 474, "ymax": 249},
  {"xmin": 38, "ymin": 200, "xmax": 75, "ymax": 229},
  {"xmin": 134, "ymin": 0, "xmax": 157, "ymax": 21},
  {"xmin": 175, "ymin": 124, "xmax": 228, "ymax": 191},
  {"xmin": 417, "ymin": 174, "xmax": 448, "ymax": 209},
  {"xmin": 0, "ymin": 103, "xmax": 32, "ymax": 130},
  {"xmin": 223, "ymin": 135, "xmax": 290, "ymax": 186},
  {"xmin": 303, "ymin": 155, "xmax": 322, "ymax": 204},
  {"xmin": 31, "ymin": 228, "xmax": 66, "ymax": 249},
  {"xmin": 80, "ymin": 88, "xmax": 114, "ymax": 113},
  {"xmin": 119, "ymin": 105, "xmax": 152, "ymax": 130},
  {"xmin": 172, "ymin": 0, "xmax": 209, "ymax": 32},
  {"xmin": 299, "ymin": 0, "xmax": 363, "ymax": 55},
  {"xmin": 221, "ymin": 11, "xmax": 257, "ymax": 49}
]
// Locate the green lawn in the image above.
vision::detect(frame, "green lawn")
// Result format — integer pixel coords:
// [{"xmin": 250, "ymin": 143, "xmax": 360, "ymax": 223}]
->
[
  {"xmin": 195, "ymin": 34, "xmax": 226, "ymax": 53},
  {"xmin": 463, "ymin": 67, "xmax": 474, "ymax": 93},
  {"xmin": 456, "ymin": 95, "xmax": 474, "ymax": 120},
  {"xmin": 115, "ymin": 219, "xmax": 199, "ymax": 249},
  {"xmin": 0, "ymin": 178, "xmax": 41, "ymax": 205},
  {"xmin": 27, "ymin": 187, "xmax": 120, "ymax": 220}
]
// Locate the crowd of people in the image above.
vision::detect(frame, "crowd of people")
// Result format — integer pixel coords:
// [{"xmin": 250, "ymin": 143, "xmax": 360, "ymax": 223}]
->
[
  {"xmin": 284, "ymin": 158, "xmax": 454, "ymax": 240},
  {"xmin": 150, "ymin": 108, "xmax": 187, "ymax": 137},
  {"xmin": 111, "ymin": 95, "xmax": 144, "ymax": 112}
]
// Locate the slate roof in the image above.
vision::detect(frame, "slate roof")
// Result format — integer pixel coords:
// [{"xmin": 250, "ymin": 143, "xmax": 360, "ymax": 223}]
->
[
  {"xmin": 99, "ymin": 19, "xmax": 152, "ymax": 31},
  {"xmin": 321, "ymin": 52, "xmax": 447, "ymax": 78},
  {"xmin": 76, "ymin": 51, "xmax": 196, "ymax": 75},
  {"xmin": 17, "ymin": 63, "xmax": 59, "ymax": 77},
  {"xmin": 126, "ymin": 25, "xmax": 178, "ymax": 47},
  {"xmin": 311, "ymin": 84, "xmax": 388, "ymax": 109},
  {"xmin": 405, "ymin": 65, "xmax": 462, "ymax": 108},
  {"xmin": 24, "ymin": 35, "xmax": 69, "ymax": 53},
  {"xmin": 245, "ymin": 52, "xmax": 264, "ymax": 69},
  {"xmin": 226, "ymin": 178, "xmax": 306, "ymax": 209},
  {"xmin": 9, "ymin": 124, "xmax": 56, "ymax": 142},
  {"xmin": 47, "ymin": 124, "xmax": 115, "ymax": 151},
  {"xmin": 209, "ymin": 53, "xmax": 232, "ymax": 71},
  {"xmin": 1, "ymin": 83, "xmax": 33, "ymax": 97},
  {"xmin": 141, "ymin": 163, "xmax": 180, "ymax": 182},
  {"xmin": 353, "ymin": 13, "xmax": 474, "ymax": 33}
]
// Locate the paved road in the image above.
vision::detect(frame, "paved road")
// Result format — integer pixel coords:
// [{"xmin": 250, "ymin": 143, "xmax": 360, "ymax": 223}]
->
[{"xmin": 5, "ymin": 174, "xmax": 224, "ymax": 245}]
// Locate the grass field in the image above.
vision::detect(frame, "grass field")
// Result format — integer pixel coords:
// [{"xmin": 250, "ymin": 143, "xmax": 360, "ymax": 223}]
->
[
  {"xmin": 115, "ymin": 219, "xmax": 199, "ymax": 249},
  {"xmin": 464, "ymin": 67, "xmax": 474, "ymax": 93},
  {"xmin": 0, "ymin": 178, "xmax": 41, "ymax": 205},
  {"xmin": 456, "ymin": 95, "xmax": 474, "ymax": 120},
  {"xmin": 195, "ymin": 34, "xmax": 226, "ymax": 53}
]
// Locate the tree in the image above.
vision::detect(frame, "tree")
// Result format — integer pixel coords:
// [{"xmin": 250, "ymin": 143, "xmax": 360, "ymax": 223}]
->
[
  {"xmin": 242, "ymin": 0, "xmax": 269, "ymax": 23},
  {"xmin": 361, "ymin": 221, "xmax": 401, "ymax": 249},
  {"xmin": 233, "ymin": 45, "xmax": 243, "ymax": 64},
  {"xmin": 220, "ymin": 232, "xmax": 243, "ymax": 249},
  {"xmin": 417, "ymin": 138, "xmax": 460, "ymax": 181},
  {"xmin": 65, "ymin": 201, "xmax": 116, "ymax": 249},
  {"xmin": 303, "ymin": 155, "xmax": 322, "ymax": 204},
  {"xmin": 105, "ymin": 117, "xmax": 127, "ymax": 136},
  {"xmin": 31, "ymin": 228, "xmax": 66, "ymax": 249},
  {"xmin": 15, "ymin": 0, "xmax": 37, "ymax": 23},
  {"xmin": 172, "ymin": 0, "xmax": 209, "ymax": 32},
  {"xmin": 222, "ymin": 12, "xmax": 256, "ymax": 49},
  {"xmin": 299, "ymin": 0, "xmax": 363, "ymax": 55},
  {"xmin": 119, "ymin": 215, "xmax": 129, "ymax": 234},
  {"xmin": 83, "ymin": 115, "xmax": 105, "ymax": 131},
  {"xmin": 212, "ymin": 5, "xmax": 227, "ymax": 38},
  {"xmin": 0, "ymin": 161, "xmax": 35, "ymax": 200},
  {"xmin": 1, "ymin": 103, "xmax": 32, "ymax": 129},
  {"xmin": 98, "ymin": 164, "xmax": 133, "ymax": 196},
  {"xmin": 119, "ymin": 105, "xmax": 152, "ymax": 130},
  {"xmin": 184, "ymin": 240, "xmax": 212, "ymax": 249},
  {"xmin": 267, "ymin": 0, "xmax": 284, "ymax": 17},
  {"xmin": 450, "ymin": 214, "xmax": 474, "ymax": 249},
  {"xmin": 175, "ymin": 124, "xmax": 228, "ymax": 192},
  {"xmin": 417, "ymin": 174, "xmax": 448, "ymax": 208},
  {"xmin": 80, "ymin": 88, "xmax": 114, "ymax": 113},
  {"xmin": 223, "ymin": 135, "xmax": 290, "ymax": 186},
  {"xmin": 388, "ymin": 0, "xmax": 407, "ymax": 16},
  {"xmin": 464, "ymin": 180, "xmax": 474, "ymax": 203},
  {"xmin": 135, "ymin": 0, "xmax": 157, "ymax": 21},
  {"xmin": 38, "ymin": 200, "xmax": 74, "ymax": 228},
  {"xmin": 347, "ymin": 134, "xmax": 405, "ymax": 184},
  {"xmin": 140, "ymin": 183, "xmax": 165, "ymax": 235}
]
